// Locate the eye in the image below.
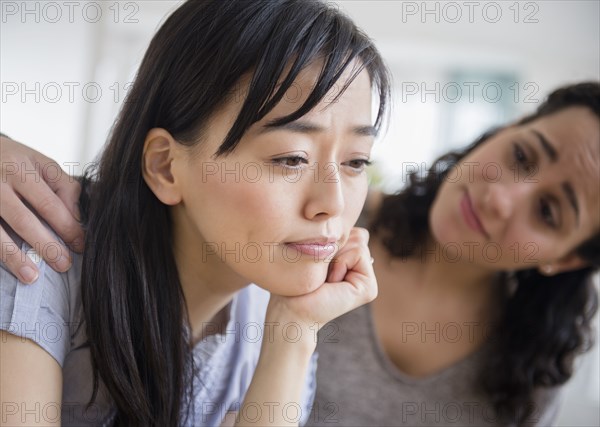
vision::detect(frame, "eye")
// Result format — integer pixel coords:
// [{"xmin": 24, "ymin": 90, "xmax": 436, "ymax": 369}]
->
[
  {"xmin": 539, "ymin": 198, "xmax": 558, "ymax": 228},
  {"xmin": 271, "ymin": 156, "xmax": 308, "ymax": 169},
  {"xmin": 513, "ymin": 143, "xmax": 526, "ymax": 163},
  {"xmin": 343, "ymin": 159, "xmax": 372, "ymax": 173},
  {"xmin": 513, "ymin": 143, "xmax": 535, "ymax": 173},
  {"xmin": 513, "ymin": 143, "xmax": 531, "ymax": 169}
]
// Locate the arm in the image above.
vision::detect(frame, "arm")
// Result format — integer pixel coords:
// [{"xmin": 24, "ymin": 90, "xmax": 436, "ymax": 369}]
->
[
  {"xmin": 234, "ymin": 311, "xmax": 316, "ymax": 426},
  {"xmin": 0, "ymin": 331, "xmax": 63, "ymax": 426},
  {"xmin": 0, "ymin": 136, "xmax": 84, "ymax": 282},
  {"xmin": 236, "ymin": 228, "xmax": 377, "ymax": 426}
]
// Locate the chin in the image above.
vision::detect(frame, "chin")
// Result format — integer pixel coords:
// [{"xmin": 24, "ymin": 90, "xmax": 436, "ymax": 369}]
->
[{"xmin": 265, "ymin": 263, "xmax": 329, "ymax": 297}]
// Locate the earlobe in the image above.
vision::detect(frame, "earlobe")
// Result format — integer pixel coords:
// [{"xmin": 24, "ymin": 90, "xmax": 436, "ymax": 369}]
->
[
  {"xmin": 142, "ymin": 128, "xmax": 182, "ymax": 206},
  {"xmin": 539, "ymin": 253, "xmax": 588, "ymax": 276}
]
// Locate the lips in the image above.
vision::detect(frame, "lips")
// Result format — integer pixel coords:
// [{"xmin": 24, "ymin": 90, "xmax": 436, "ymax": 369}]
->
[
  {"xmin": 284, "ymin": 236, "xmax": 340, "ymax": 259},
  {"xmin": 460, "ymin": 191, "xmax": 489, "ymax": 238}
]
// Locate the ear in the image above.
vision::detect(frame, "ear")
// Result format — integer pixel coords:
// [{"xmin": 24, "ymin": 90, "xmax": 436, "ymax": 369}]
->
[
  {"xmin": 142, "ymin": 128, "xmax": 182, "ymax": 206},
  {"xmin": 539, "ymin": 252, "xmax": 588, "ymax": 276}
]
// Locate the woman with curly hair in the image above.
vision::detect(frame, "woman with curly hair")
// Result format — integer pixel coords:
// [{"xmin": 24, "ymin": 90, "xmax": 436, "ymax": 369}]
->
[{"xmin": 308, "ymin": 82, "xmax": 599, "ymax": 426}]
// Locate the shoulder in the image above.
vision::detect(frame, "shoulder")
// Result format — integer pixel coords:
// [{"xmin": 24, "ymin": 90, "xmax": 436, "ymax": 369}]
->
[
  {"xmin": 0, "ymin": 222, "xmax": 83, "ymax": 367},
  {"xmin": 527, "ymin": 385, "xmax": 564, "ymax": 426}
]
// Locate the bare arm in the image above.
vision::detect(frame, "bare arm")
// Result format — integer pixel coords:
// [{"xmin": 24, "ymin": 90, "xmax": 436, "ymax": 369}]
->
[
  {"xmin": 234, "ymin": 313, "xmax": 315, "ymax": 426},
  {"xmin": 236, "ymin": 228, "xmax": 377, "ymax": 426},
  {"xmin": 0, "ymin": 331, "xmax": 63, "ymax": 426}
]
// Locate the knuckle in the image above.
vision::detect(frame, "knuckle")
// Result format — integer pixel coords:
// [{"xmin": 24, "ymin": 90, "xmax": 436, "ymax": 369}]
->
[
  {"xmin": 5, "ymin": 209, "xmax": 32, "ymax": 232},
  {"xmin": 2, "ymin": 248, "xmax": 24, "ymax": 267},
  {"xmin": 0, "ymin": 237, "xmax": 23, "ymax": 266},
  {"xmin": 364, "ymin": 283, "xmax": 378, "ymax": 303},
  {"xmin": 369, "ymin": 287, "xmax": 378, "ymax": 302},
  {"xmin": 36, "ymin": 195, "xmax": 60, "ymax": 217},
  {"xmin": 352, "ymin": 227, "xmax": 370, "ymax": 243},
  {"xmin": 56, "ymin": 218, "xmax": 80, "ymax": 241}
]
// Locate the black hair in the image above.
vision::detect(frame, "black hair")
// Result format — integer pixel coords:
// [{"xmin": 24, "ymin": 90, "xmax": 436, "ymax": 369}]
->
[
  {"xmin": 370, "ymin": 82, "xmax": 599, "ymax": 425},
  {"xmin": 79, "ymin": 1, "xmax": 391, "ymax": 425}
]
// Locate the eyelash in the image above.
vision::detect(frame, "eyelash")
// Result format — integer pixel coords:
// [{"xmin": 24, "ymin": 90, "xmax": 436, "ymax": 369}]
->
[
  {"xmin": 343, "ymin": 159, "xmax": 372, "ymax": 173},
  {"xmin": 513, "ymin": 143, "xmax": 558, "ymax": 229},
  {"xmin": 271, "ymin": 157, "xmax": 372, "ymax": 173},
  {"xmin": 271, "ymin": 156, "xmax": 308, "ymax": 170},
  {"xmin": 539, "ymin": 199, "xmax": 557, "ymax": 228},
  {"xmin": 512, "ymin": 143, "xmax": 534, "ymax": 172}
]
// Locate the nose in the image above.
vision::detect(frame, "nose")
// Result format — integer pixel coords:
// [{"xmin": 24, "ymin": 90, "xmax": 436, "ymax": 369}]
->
[
  {"xmin": 482, "ymin": 183, "xmax": 514, "ymax": 221},
  {"xmin": 303, "ymin": 164, "xmax": 345, "ymax": 220}
]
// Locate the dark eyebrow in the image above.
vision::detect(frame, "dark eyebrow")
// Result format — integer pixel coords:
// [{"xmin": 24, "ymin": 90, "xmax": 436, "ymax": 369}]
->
[
  {"xmin": 562, "ymin": 182, "xmax": 580, "ymax": 226},
  {"xmin": 261, "ymin": 120, "xmax": 378, "ymax": 137},
  {"xmin": 530, "ymin": 130, "xmax": 580, "ymax": 226},
  {"xmin": 531, "ymin": 130, "xmax": 558, "ymax": 162}
]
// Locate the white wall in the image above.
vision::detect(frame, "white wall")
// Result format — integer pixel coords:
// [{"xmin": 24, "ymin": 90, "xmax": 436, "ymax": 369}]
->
[{"xmin": 1, "ymin": 1, "xmax": 598, "ymax": 424}]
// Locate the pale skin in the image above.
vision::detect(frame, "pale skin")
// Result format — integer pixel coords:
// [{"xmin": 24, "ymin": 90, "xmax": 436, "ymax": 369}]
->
[
  {"xmin": 0, "ymin": 63, "xmax": 378, "ymax": 426},
  {"xmin": 368, "ymin": 106, "xmax": 600, "ymax": 378}
]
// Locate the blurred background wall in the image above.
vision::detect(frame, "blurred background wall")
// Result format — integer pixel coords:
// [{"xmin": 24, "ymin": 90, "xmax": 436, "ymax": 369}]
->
[{"xmin": 1, "ymin": 1, "xmax": 598, "ymax": 425}]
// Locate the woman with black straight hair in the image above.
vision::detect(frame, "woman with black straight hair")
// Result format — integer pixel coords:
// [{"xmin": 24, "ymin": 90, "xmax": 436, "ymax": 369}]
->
[
  {"xmin": 0, "ymin": 0, "xmax": 390, "ymax": 425},
  {"xmin": 309, "ymin": 82, "xmax": 600, "ymax": 426}
]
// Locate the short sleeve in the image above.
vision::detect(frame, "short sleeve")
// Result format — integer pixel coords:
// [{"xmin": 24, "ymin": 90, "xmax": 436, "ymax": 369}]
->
[
  {"xmin": 299, "ymin": 350, "xmax": 319, "ymax": 426},
  {"xmin": 0, "ymin": 229, "xmax": 75, "ymax": 367}
]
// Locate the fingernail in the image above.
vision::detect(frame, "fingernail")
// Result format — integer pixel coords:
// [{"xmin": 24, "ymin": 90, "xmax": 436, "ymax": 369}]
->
[
  {"xmin": 20, "ymin": 266, "xmax": 39, "ymax": 284},
  {"xmin": 56, "ymin": 255, "xmax": 71, "ymax": 271}
]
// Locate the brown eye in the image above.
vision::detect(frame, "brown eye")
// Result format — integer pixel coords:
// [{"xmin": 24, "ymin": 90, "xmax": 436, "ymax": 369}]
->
[
  {"xmin": 343, "ymin": 159, "xmax": 372, "ymax": 173},
  {"xmin": 272, "ymin": 156, "xmax": 308, "ymax": 169},
  {"xmin": 539, "ymin": 198, "xmax": 557, "ymax": 228},
  {"xmin": 513, "ymin": 143, "xmax": 535, "ymax": 173}
]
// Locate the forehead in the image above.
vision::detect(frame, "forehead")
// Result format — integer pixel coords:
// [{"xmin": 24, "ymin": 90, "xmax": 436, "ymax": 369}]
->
[
  {"xmin": 528, "ymin": 106, "xmax": 600, "ymax": 230},
  {"xmin": 529, "ymin": 107, "xmax": 599, "ymax": 180},
  {"xmin": 268, "ymin": 60, "xmax": 374, "ymax": 119}
]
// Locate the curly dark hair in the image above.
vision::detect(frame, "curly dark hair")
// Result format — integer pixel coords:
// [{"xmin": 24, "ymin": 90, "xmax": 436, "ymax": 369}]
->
[{"xmin": 370, "ymin": 82, "xmax": 600, "ymax": 425}]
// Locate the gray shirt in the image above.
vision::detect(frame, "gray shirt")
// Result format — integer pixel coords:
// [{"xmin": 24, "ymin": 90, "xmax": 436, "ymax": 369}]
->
[{"xmin": 305, "ymin": 304, "xmax": 561, "ymax": 427}]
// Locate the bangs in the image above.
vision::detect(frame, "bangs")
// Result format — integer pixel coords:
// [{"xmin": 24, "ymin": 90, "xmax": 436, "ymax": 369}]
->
[{"xmin": 214, "ymin": 1, "xmax": 390, "ymax": 156}]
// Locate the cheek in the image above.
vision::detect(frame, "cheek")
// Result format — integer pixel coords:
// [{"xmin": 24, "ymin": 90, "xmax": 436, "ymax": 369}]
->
[
  {"xmin": 429, "ymin": 181, "xmax": 459, "ymax": 243},
  {"xmin": 499, "ymin": 226, "xmax": 557, "ymax": 266},
  {"xmin": 344, "ymin": 176, "xmax": 368, "ymax": 224},
  {"xmin": 196, "ymin": 175, "xmax": 292, "ymax": 243}
]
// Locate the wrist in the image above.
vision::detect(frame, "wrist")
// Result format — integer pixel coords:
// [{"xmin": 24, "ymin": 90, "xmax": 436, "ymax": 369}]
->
[
  {"xmin": 265, "ymin": 299, "xmax": 319, "ymax": 352},
  {"xmin": 261, "ymin": 319, "xmax": 317, "ymax": 356}
]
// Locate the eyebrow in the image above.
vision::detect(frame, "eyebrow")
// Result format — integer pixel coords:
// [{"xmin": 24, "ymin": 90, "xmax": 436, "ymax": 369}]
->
[
  {"xmin": 563, "ymin": 182, "xmax": 580, "ymax": 226},
  {"xmin": 531, "ymin": 130, "xmax": 558, "ymax": 162},
  {"xmin": 530, "ymin": 130, "xmax": 580, "ymax": 225},
  {"xmin": 261, "ymin": 120, "xmax": 378, "ymax": 137}
]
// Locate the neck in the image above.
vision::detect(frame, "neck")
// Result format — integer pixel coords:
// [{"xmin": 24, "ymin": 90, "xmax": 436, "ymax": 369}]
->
[
  {"xmin": 172, "ymin": 209, "xmax": 250, "ymax": 343},
  {"xmin": 371, "ymin": 235, "xmax": 500, "ymax": 302}
]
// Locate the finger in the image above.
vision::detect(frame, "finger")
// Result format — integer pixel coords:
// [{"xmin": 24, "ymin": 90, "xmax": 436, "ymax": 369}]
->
[
  {"xmin": 344, "ymin": 247, "xmax": 377, "ymax": 293},
  {"xmin": 0, "ymin": 189, "xmax": 72, "ymax": 272},
  {"xmin": 347, "ymin": 227, "xmax": 370, "ymax": 246},
  {"xmin": 326, "ymin": 227, "xmax": 370, "ymax": 282},
  {"xmin": 327, "ymin": 244, "xmax": 374, "ymax": 285},
  {"xmin": 327, "ymin": 257, "xmax": 348, "ymax": 283},
  {"xmin": 0, "ymin": 225, "xmax": 39, "ymax": 284},
  {"xmin": 12, "ymin": 162, "xmax": 84, "ymax": 253},
  {"xmin": 35, "ymin": 153, "xmax": 82, "ymax": 223}
]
